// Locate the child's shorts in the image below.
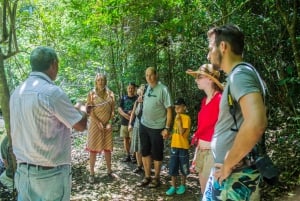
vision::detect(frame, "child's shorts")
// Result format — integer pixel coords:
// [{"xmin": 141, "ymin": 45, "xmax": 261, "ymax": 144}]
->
[{"xmin": 168, "ymin": 148, "xmax": 189, "ymax": 176}]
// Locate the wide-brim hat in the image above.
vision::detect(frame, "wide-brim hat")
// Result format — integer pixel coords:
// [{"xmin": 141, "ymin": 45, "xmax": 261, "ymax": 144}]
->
[{"xmin": 186, "ymin": 64, "xmax": 224, "ymax": 91}]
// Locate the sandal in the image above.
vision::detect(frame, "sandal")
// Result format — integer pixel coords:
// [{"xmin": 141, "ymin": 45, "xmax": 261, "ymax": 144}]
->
[
  {"xmin": 133, "ymin": 166, "xmax": 143, "ymax": 173},
  {"xmin": 137, "ymin": 177, "xmax": 151, "ymax": 187},
  {"xmin": 149, "ymin": 178, "xmax": 160, "ymax": 188}
]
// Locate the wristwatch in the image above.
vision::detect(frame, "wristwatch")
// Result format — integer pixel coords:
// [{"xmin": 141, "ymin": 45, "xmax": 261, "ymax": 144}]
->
[{"xmin": 164, "ymin": 127, "xmax": 170, "ymax": 132}]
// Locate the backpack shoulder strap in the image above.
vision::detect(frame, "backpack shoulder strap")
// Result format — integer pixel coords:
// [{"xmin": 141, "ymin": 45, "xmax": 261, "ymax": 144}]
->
[
  {"xmin": 144, "ymin": 84, "xmax": 148, "ymax": 95},
  {"xmin": 227, "ymin": 86, "xmax": 239, "ymax": 132},
  {"xmin": 227, "ymin": 63, "xmax": 267, "ymax": 130},
  {"xmin": 233, "ymin": 62, "xmax": 267, "ymax": 102}
]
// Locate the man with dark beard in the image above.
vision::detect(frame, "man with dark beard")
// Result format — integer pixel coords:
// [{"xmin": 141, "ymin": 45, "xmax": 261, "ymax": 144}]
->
[{"xmin": 202, "ymin": 24, "xmax": 267, "ymax": 201}]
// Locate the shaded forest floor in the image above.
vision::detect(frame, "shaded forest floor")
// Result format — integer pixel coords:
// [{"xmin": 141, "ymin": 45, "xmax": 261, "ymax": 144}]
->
[
  {"xmin": 69, "ymin": 131, "xmax": 201, "ymax": 201},
  {"xmin": 1, "ymin": 121, "xmax": 300, "ymax": 201}
]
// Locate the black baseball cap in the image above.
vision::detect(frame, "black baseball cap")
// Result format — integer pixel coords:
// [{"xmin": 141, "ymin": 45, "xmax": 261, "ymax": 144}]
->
[{"xmin": 174, "ymin": 98, "xmax": 186, "ymax": 105}]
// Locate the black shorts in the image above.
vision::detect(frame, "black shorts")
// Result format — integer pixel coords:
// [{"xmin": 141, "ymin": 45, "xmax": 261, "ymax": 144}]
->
[{"xmin": 139, "ymin": 123, "xmax": 164, "ymax": 161}]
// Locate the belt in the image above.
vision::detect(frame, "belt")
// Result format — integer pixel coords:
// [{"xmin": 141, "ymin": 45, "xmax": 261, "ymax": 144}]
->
[{"xmin": 19, "ymin": 163, "xmax": 55, "ymax": 170}]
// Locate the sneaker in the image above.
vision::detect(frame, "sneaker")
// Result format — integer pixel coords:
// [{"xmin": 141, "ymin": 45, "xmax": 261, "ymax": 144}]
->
[
  {"xmin": 121, "ymin": 156, "xmax": 131, "ymax": 162},
  {"xmin": 166, "ymin": 186, "xmax": 176, "ymax": 196},
  {"xmin": 176, "ymin": 184, "xmax": 186, "ymax": 195},
  {"xmin": 88, "ymin": 175, "xmax": 95, "ymax": 183},
  {"xmin": 137, "ymin": 177, "xmax": 151, "ymax": 187},
  {"xmin": 133, "ymin": 166, "xmax": 143, "ymax": 173},
  {"xmin": 149, "ymin": 178, "xmax": 160, "ymax": 188}
]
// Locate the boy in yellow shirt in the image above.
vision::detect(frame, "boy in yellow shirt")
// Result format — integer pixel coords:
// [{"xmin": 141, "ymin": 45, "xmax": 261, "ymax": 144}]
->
[{"xmin": 166, "ymin": 98, "xmax": 191, "ymax": 195}]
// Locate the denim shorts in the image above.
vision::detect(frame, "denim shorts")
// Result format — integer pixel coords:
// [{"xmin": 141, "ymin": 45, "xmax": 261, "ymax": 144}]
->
[
  {"xmin": 168, "ymin": 148, "xmax": 190, "ymax": 176},
  {"xmin": 15, "ymin": 163, "xmax": 71, "ymax": 201}
]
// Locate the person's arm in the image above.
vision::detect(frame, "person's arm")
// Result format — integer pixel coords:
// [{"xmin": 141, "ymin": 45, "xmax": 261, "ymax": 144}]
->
[
  {"xmin": 165, "ymin": 106, "xmax": 173, "ymax": 129},
  {"xmin": 118, "ymin": 107, "xmax": 130, "ymax": 120},
  {"xmin": 107, "ymin": 92, "xmax": 115, "ymax": 129},
  {"xmin": 175, "ymin": 114, "xmax": 186, "ymax": 135},
  {"xmin": 118, "ymin": 96, "xmax": 131, "ymax": 120},
  {"xmin": 73, "ymin": 102, "xmax": 88, "ymax": 131},
  {"xmin": 162, "ymin": 107, "xmax": 173, "ymax": 139},
  {"xmin": 214, "ymin": 92, "xmax": 267, "ymax": 183},
  {"xmin": 85, "ymin": 91, "xmax": 93, "ymax": 115},
  {"xmin": 128, "ymin": 101, "xmax": 138, "ymax": 131},
  {"xmin": 73, "ymin": 115, "xmax": 88, "ymax": 131}
]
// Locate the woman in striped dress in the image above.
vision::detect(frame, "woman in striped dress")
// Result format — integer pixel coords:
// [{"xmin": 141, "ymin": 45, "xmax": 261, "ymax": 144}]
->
[{"xmin": 86, "ymin": 73, "xmax": 115, "ymax": 183}]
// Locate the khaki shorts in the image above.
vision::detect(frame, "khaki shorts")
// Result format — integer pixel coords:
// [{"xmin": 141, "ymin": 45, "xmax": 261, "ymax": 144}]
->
[
  {"xmin": 195, "ymin": 149, "xmax": 214, "ymax": 178},
  {"xmin": 120, "ymin": 125, "xmax": 132, "ymax": 138}
]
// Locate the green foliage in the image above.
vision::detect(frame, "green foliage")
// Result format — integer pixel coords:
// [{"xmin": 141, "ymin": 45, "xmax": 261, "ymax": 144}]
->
[{"xmin": 263, "ymin": 115, "xmax": 300, "ymax": 199}]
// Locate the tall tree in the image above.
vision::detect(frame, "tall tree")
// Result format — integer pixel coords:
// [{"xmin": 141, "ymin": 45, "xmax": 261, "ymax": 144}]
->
[{"xmin": 0, "ymin": 0, "xmax": 19, "ymax": 175}]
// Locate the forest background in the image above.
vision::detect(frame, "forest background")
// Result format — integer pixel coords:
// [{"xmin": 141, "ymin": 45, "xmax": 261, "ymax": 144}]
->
[{"xmin": 0, "ymin": 0, "xmax": 299, "ymax": 200}]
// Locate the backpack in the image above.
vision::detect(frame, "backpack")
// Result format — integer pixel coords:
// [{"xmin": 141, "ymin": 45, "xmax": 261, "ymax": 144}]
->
[{"xmin": 227, "ymin": 63, "xmax": 279, "ymax": 185}]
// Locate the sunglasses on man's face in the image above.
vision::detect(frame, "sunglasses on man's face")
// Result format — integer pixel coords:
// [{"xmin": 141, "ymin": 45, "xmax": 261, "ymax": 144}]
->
[{"xmin": 147, "ymin": 88, "xmax": 157, "ymax": 97}]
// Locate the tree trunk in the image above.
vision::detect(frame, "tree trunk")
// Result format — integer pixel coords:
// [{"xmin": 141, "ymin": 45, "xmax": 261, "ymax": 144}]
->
[
  {"xmin": 0, "ymin": 49, "xmax": 16, "ymax": 175},
  {"xmin": 276, "ymin": 0, "xmax": 300, "ymax": 78}
]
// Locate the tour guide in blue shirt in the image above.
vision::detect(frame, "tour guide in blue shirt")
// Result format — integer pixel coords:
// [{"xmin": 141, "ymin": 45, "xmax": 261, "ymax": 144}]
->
[
  {"xmin": 137, "ymin": 66, "xmax": 173, "ymax": 188},
  {"xmin": 10, "ymin": 46, "xmax": 87, "ymax": 201}
]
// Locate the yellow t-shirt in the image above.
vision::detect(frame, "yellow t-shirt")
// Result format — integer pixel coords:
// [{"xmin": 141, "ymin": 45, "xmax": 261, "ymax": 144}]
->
[{"xmin": 171, "ymin": 113, "xmax": 191, "ymax": 149}]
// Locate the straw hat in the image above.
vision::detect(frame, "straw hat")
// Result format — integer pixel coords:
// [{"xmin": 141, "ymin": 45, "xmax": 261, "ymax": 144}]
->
[{"xmin": 186, "ymin": 64, "xmax": 224, "ymax": 90}]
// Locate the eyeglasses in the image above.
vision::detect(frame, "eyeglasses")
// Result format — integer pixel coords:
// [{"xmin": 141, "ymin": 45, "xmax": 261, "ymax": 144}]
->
[{"xmin": 147, "ymin": 88, "xmax": 157, "ymax": 97}]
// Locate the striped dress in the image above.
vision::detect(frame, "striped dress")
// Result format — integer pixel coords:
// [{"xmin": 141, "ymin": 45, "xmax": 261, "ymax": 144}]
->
[{"xmin": 86, "ymin": 89, "xmax": 114, "ymax": 153}]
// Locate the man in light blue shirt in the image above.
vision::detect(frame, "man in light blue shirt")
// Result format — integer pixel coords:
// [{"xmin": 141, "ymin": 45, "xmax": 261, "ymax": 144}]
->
[
  {"xmin": 137, "ymin": 67, "xmax": 173, "ymax": 188},
  {"xmin": 10, "ymin": 46, "xmax": 87, "ymax": 201}
]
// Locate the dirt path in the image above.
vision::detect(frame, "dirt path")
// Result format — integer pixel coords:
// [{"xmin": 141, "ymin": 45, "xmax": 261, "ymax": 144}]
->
[
  {"xmin": 279, "ymin": 187, "xmax": 300, "ymax": 201},
  {"xmin": 70, "ymin": 132, "xmax": 201, "ymax": 201}
]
